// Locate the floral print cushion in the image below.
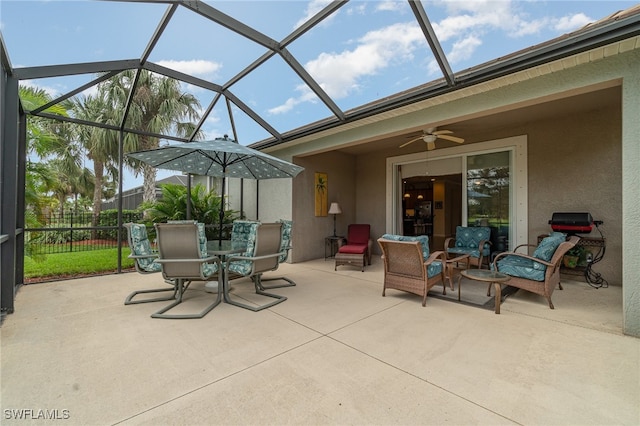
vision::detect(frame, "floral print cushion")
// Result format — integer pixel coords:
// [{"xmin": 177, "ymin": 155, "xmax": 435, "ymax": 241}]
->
[
  {"xmin": 380, "ymin": 234, "xmax": 442, "ymax": 278},
  {"xmin": 228, "ymin": 221, "xmax": 260, "ymax": 276},
  {"xmin": 231, "ymin": 220, "xmax": 260, "ymax": 248},
  {"xmin": 128, "ymin": 223, "xmax": 161, "ymax": 273},
  {"xmin": 278, "ymin": 219, "xmax": 293, "ymax": 262}
]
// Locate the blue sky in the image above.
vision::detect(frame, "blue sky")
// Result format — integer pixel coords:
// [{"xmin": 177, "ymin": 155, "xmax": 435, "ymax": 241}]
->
[{"xmin": 1, "ymin": 0, "xmax": 637, "ymax": 189}]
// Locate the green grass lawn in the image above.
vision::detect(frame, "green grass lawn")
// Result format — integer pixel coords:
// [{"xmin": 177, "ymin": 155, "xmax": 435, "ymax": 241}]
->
[{"xmin": 24, "ymin": 247, "xmax": 135, "ymax": 281}]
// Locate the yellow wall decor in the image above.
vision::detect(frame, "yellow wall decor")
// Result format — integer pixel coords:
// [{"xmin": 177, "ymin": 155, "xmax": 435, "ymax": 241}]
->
[{"xmin": 315, "ymin": 172, "xmax": 328, "ymax": 216}]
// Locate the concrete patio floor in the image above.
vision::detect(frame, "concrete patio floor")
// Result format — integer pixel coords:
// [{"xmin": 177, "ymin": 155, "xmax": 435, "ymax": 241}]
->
[{"xmin": 1, "ymin": 256, "xmax": 638, "ymax": 425}]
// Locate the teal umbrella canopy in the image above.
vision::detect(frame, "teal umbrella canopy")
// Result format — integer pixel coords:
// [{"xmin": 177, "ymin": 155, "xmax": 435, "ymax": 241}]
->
[
  {"xmin": 127, "ymin": 136, "xmax": 304, "ymax": 179},
  {"xmin": 127, "ymin": 135, "xmax": 304, "ymax": 244}
]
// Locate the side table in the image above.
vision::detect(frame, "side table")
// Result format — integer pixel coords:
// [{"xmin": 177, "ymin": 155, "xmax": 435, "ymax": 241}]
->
[
  {"xmin": 325, "ymin": 236, "xmax": 345, "ymax": 260},
  {"xmin": 460, "ymin": 269, "xmax": 511, "ymax": 314},
  {"xmin": 444, "ymin": 254, "xmax": 470, "ymax": 293}
]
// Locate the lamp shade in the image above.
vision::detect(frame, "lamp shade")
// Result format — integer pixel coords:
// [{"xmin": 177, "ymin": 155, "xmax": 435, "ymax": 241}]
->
[{"xmin": 328, "ymin": 202, "xmax": 342, "ymax": 215}]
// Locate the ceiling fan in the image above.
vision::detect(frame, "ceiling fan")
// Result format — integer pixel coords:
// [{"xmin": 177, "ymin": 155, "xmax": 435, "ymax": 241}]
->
[{"xmin": 399, "ymin": 127, "xmax": 465, "ymax": 150}]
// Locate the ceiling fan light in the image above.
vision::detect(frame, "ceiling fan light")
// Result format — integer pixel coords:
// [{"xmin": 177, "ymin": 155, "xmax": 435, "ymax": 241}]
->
[{"xmin": 423, "ymin": 134, "xmax": 437, "ymax": 143}]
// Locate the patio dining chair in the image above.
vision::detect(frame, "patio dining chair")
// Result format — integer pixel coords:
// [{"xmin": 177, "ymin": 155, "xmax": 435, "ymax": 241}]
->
[
  {"xmin": 224, "ymin": 222, "xmax": 288, "ymax": 311},
  {"xmin": 259, "ymin": 219, "xmax": 297, "ymax": 289},
  {"xmin": 152, "ymin": 222, "xmax": 222, "ymax": 319},
  {"xmin": 123, "ymin": 222, "xmax": 178, "ymax": 305}
]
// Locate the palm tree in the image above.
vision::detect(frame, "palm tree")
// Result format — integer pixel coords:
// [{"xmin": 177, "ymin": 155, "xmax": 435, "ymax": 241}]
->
[
  {"xmin": 71, "ymin": 93, "xmax": 118, "ymax": 227},
  {"xmin": 100, "ymin": 69, "xmax": 202, "ymax": 205},
  {"xmin": 19, "ymin": 85, "xmax": 70, "ymax": 223}
]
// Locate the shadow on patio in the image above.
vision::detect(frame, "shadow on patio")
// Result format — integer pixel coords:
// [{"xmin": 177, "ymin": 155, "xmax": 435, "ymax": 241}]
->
[{"xmin": 1, "ymin": 257, "xmax": 638, "ymax": 425}]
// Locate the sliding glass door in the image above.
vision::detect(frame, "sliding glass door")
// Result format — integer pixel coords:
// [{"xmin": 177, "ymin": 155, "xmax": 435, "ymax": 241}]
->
[
  {"xmin": 387, "ymin": 135, "xmax": 527, "ymax": 251},
  {"xmin": 466, "ymin": 151, "xmax": 511, "ymax": 252}
]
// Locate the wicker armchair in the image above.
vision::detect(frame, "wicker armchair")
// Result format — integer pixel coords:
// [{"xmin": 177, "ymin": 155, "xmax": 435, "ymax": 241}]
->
[
  {"xmin": 492, "ymin": 234, "xmax": 579, "ymax": 309},
  {"xmin": 444, "ymin": 226, "xmax": 492, "ymax": 269},
  {"xmin": 377, "ymin": 237, "xmax": 447, "ymax": 307}
]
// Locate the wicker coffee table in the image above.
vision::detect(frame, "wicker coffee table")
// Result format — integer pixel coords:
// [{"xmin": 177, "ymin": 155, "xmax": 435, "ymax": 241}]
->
[{"xmin": 460, "ymin": 269, "xmax": 511, "ymax": 314}]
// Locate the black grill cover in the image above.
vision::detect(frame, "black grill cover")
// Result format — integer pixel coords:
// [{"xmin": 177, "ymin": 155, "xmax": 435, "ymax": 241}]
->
[{"xmin": 549, "ymin": 212, "xmax": 593, "ymax": 233}]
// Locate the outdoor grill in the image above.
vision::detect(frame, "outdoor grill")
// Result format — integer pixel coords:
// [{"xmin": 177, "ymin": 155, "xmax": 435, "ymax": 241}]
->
[{"xmin": 548, "ymin": 212, "xmax": 600, "ymax": 234}]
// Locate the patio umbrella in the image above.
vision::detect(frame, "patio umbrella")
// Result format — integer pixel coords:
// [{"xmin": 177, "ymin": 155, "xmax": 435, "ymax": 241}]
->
[{"xmin": 127, "ymin": 135, "xmax": 304, "ymax": 245}]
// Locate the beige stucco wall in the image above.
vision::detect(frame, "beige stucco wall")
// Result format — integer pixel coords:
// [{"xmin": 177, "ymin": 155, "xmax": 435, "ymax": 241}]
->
[
  {"xmin": 292, "ymin": 104, "xmax": 622, "ymax": 286},
  {"xmin": 264, "ymin": 46, "xmax": 639, "ymax": 335},
  {"xmin": 290, "ymin": 151, "xmax": 357, "ymax": 261}
]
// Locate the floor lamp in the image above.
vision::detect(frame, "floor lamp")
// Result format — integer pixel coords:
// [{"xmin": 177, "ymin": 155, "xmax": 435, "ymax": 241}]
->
[{"xmin": 328, "ymin": 202, "xmax": 342, "ymax": 237}]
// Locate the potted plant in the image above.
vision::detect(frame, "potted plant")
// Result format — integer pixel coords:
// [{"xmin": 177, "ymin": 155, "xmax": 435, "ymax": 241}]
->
[{"xmin": 563, "ymin": 245, "xmax": 586, "ymax": 268}]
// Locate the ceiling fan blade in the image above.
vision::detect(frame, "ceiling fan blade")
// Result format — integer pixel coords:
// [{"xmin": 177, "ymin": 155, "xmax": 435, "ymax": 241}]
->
[
  {"xmin": 399, "ymin": 137, "xmax": 422, "ymax": 148},
  {"xmin": 432, "ymin": 129, "xmax": 453, "ymax": 135},
  {"xmin": 438, "ymin": 134, "xmax": 465, "ymax": 143},
  {"xmin": 426, "ymin": 141, "xmax": 436, "ymax": 150}
]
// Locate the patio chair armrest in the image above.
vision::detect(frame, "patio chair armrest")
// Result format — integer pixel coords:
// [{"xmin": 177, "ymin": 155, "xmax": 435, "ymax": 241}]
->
[
  {"xmin": 424, "ymin": 250, "xmax": 447, "ymax": 265},
  {"xmin": 226, "ymin": 250, "xmax": 287, "ymax": 264},
  {"xmin": 155, "ymin": 255, "xmax": 220, "ymax": 265},
  {"xmin": 492, "ymin": 251, "xmax": 554, "ymax": 268},
  {"xmin": 478, "ymin": 239, "xmax": 493, "ymax": 250},
  {"xmin": 513, "ymin": 243, "xmax": 536, "ymax": 253},
  {"xmin": 128, "ymin": 253, "xmax": 158, "ymax": 260},
  {"xmin": 446, "ymin": 253, "xmax": 470, "ymax": 265},
  {"xmin": 444, "ymin": 237, "xmax": 454, "ymax": 249}
]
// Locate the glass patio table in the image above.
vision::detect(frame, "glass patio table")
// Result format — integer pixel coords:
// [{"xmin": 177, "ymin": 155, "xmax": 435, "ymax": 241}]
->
[{"xmin": 460, "ymin": 269, "xmax": 511, "ymax": 314}]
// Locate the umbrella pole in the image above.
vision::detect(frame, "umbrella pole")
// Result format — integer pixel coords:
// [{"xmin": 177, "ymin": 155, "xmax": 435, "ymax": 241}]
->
[
  {"xmin": 219, "ymin": 175, "xmax": 225, "ymax": 248},
  {"xmin": 186, "ymin": 173, "xmax": 192, "ymax": 220}
]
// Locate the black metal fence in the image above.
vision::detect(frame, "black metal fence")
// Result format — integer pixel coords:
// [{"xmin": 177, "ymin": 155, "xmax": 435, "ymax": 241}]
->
[{"xmin": 25, "ymin": 211, "xmax": 143, "ymax": 255}]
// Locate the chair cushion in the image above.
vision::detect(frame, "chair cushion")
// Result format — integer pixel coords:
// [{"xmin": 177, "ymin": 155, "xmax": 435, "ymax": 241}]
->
[
  {"xmin": 347, "ymin": 224, "xmax": 370, "ymax": 245},
  {"xmin": 451, "ymin": 226, "xmax": 491, "ymax": 257},
  {"xmin": 381, "ymin": 234, "xmax": 430, "ymax": 260},
  {"xmin": 128, "ymin": 224, "xmax": 160, "ymax": 272},
  {"xmin": 533, "ymin": 233, "xmax": 565, "ymax": 262},
  {"xmin": 278, "ymin": 219, "xmax": 292, "ymax": 262},
  {"xmin": 496, "ymin": 255, "xmax": 545, "ymax": 281},
  {"xmin": 337, "ymin": 244, "xmax": 367, "ymax": 254},
  {"xmin": 202, "ymin": 262, "xmax": 218, "ymax": 277},
  {"xmin": 447, "ymin": 246, "xmax": 481, "ymax": 259},
  {"xmin": 228, "ymin": 221, "xmax": 260, "ymax": 276},
  {"xmin": 428, "ymin": 261, "xmax": 443, "ymax": 279},
  {"xmin": 231, "ymin": 220, "xmax": 260, "ymax": 246}
]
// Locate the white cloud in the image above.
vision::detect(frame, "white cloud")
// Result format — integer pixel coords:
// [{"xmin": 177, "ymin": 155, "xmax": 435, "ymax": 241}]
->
[
  {"xmin": 294, "ymin": 0, "xmax": 334, "ymax": 29},
  {"xmin": 272, "ymin": 0, "xmax": 606, "ymax": 115},
  {"xmin": 268, "ymin": 97, "xmax": 301, "ymax": 115},
  {"xmin": 554, "ymin": 13, "xmax": 593, "ymax": 32},
  {"xmin": 156, "ymin": 59, "xmax": 222, "ymax": 78},
  {"xmin": 447, "ymin": 35, "xmax": 482, "ymax": 64},
  {"xmin": 375, "ymin": 1, "xmax": 405, "ymax": 13},
  {"xmin": 270, "ymin": 21, "xmax": 425, "ymax": 114},
  {"xmin": 346, "ymin": 2, "xmax": 367, "ymax": 16},
  {"xmin": 511, "ymin": 18, "xmax": 549, "ymax": 37},
  {"xmin": 20, "ymin": 80, "xmax": 63, "ymax": 99},
  {"xmin": 268, "ymin": 84, "xmax": 318, "ymax": 115}
]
